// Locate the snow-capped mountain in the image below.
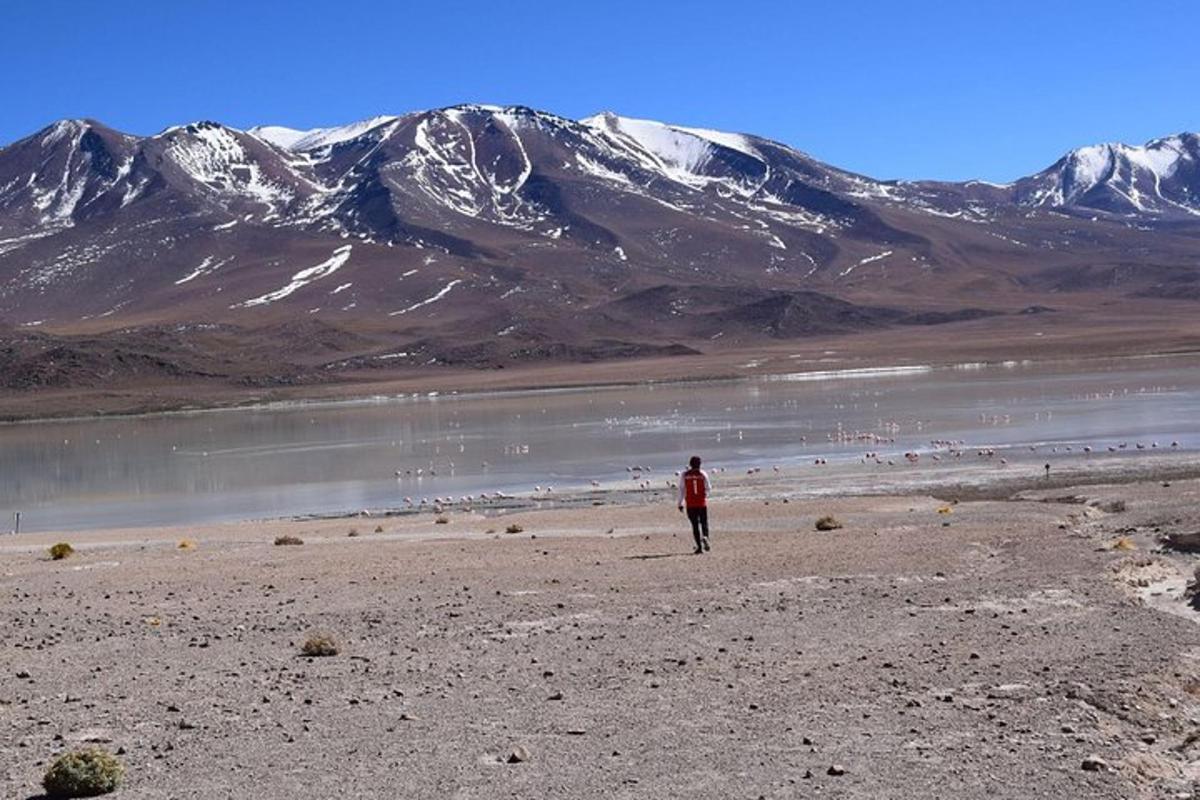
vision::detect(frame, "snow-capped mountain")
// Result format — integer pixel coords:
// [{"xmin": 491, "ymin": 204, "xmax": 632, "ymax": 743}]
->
[
  {"xmin": 1, "ymin": 106, "xmax": 1199, "ymax": 390},
  {"xmin": 1015, "ymin": 133, "xmax": 1200, "ymax": 217}
]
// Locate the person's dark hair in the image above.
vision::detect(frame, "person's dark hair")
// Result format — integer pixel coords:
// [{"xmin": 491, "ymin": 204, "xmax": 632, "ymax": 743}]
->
[{"xmin": 688, "ymin": 455, "xmax": 702, "ymax": 469}]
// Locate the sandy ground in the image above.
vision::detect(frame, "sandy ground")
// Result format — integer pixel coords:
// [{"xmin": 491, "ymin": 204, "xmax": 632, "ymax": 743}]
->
[{"xmin": 4, "ymin": 467, "xmax": 1200, "ymax": 798}]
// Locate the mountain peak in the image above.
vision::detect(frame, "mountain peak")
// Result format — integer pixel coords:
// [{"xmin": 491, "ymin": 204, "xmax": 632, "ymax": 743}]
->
[
  {"xmin": 250, "ymin": 115, "xmax": 400, "ymax": 151},
  {"xmin": 1017, "ymin": 131, "xmax": 1200, "ymax": 214}
]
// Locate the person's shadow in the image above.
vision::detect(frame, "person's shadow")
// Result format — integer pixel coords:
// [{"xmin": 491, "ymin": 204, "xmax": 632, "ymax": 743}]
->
[{"xmin": 624, "ymin": 553, "xmax": 690, "ymax": 560}]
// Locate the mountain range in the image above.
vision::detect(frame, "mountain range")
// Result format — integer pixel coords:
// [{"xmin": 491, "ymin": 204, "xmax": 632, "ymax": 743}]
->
[{"xmin": 1, "ymin": 105, "xmax": 1198, "ymax": 396}]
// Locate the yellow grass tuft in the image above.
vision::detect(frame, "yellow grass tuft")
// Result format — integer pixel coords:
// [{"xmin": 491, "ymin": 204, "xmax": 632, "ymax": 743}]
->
[
  {"xmin": 815, "ymin": 515, "xmax": 843, "ymax": 532},
  {"xmin": 43, "ymin": 748, "xmax": 125, "ymax": 797},
  {"xmin": 48, "ymin": 542, "xmax": 75, "ymax": 560},
  {"xmin": 301, "ymin": 632, "xmax": 339, "ymax": 657}
]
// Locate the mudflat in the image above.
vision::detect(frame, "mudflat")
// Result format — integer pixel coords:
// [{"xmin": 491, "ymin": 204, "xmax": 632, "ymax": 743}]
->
[
  {"xmin": 4, "ymin": 469, "xmax": 1200, "ymax": 798},
  {"xmin": 4, "ymin": 309, "xmax": 1200, "ymax": 422}
]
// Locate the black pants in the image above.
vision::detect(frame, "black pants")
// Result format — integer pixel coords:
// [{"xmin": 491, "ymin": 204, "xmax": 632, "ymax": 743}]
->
[{"xmin": 686, "ymin": 506, "xmax": 709, "ymax": 548}]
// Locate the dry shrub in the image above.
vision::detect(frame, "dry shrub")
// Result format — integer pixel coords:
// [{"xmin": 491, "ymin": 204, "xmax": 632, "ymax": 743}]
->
[
  {"xmin": 435, "ymin": 516, "xmax": 450, "ymax": 525},
  {"xmin": 177, "ymin": 539, "xmax": 196, "ymax": 550},
  {"xmin": 374, "ymin": 525, "xmax": 384, "ymax": 533},
  {"xmin": 274, "ymin": 535, "xmax": 304, "ymax": 546},
  {"xmin": 505, "ymin": 523, "xmax": 524, "ymax": 534},
  {"xmin": 347, "ymin": 528, "xmax": 360, "ymax": 537},
  {"xmin": 49, "ymin": 542, "xmax": 75, "ymax": 560},
  {"xmin": 43, "ymin": 747, "xmax": 125, "ymax": 797},
  {"xmin": 301, "ymin": 632, "xmax": 339, "ymax": 657},
  {"xmin": 1112, "ymin": 536, "xmax": 1136, "ymax": 551},
  {"xmin": 815, "ymin": 515, "xmax": 843, "ymax": 532},
  {"xmin": 1186, "ymin": 565, "xmax": 1200, "ymax": 601}
]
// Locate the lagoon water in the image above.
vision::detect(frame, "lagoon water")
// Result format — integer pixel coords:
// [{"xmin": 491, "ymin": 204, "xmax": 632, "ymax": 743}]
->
[{"xmin": 2, "ymin": 355, "xmax": 1198, "ymax": 533}]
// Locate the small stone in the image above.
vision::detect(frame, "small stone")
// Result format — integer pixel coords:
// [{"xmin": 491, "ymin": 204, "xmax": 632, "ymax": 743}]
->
[
  {"xmin": 1081, "ymin": 755, "xmax": 1110, "ymax": 772},
  {"xmin": 827, "ymin": 764, "xmax": 846, "ymax": 776},
  {"xmin": 547, "ymin": 691, "xmax": 563, "ymax": 701},
  {"xmin": 506, "ymin": 745, "xmax": 531, "ymax": 764}
]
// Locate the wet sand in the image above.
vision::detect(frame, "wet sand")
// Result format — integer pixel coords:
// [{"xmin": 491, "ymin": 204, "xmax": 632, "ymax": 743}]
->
[{"xmin": 4, "ymin": 461, "xmax": 1200, "ymax": 798}]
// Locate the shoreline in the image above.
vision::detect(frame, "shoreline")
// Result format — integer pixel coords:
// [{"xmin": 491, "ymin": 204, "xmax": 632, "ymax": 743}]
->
[
  {"xmin": 8, "ymin": 451, "xmax": 1200, "ymax": 544},
  {"xmin": 2, "ymin": 347, "xmax": 1200, "ymax": 429},
  {"xmin": 4, "ymin": 325, "xmax": 1200, "ymax": 424}
]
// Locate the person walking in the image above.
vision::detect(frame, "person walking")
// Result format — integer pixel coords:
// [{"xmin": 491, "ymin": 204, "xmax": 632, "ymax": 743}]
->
[{"xmin": 677, "ymin": 455, "xmax": 712, "ymax": 554}]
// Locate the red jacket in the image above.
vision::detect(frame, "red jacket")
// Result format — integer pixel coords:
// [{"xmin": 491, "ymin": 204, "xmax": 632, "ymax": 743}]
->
[{"xmin": 678, "ymin": 468, "xmax": 711, "ymax": 508}]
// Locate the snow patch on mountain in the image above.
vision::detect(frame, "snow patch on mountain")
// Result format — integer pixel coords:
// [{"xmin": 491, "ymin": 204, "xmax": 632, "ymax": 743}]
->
[
  {"xmin": 1022, "ymin": 134, "xmax": 1200, "ymax": 215},
  {"xmin": 233, "ymin": 245, "xmax": 352, "ymax": 307},
  {"xmin": 388, "ymin": 279, "xmax": 463, "ymax": 316},
  {"xmin": 250, "ymin": 116, "xmax": 400, "ymax": 152},
  {"xmin": 176, "ymin": 255, "xmax": 234, "ymax": 285},
  {"xmin": 582, "ymin": 112, "xmax": 772, "ymax": 199},
  {"xmin": 160, "ymin": 123, "xmax": 296, "ymax": 211}
]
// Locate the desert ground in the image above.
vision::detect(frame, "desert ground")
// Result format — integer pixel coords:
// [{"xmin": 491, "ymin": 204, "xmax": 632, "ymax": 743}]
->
[{"xmin": 4, "ymin": 462, "xmax": 1200, "ymax": 799}]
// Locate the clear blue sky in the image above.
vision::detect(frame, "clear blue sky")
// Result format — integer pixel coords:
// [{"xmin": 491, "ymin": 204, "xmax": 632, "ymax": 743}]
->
[{"xmin": 6, "ymin": 0, "xmax": 1198, "ymax": 181}]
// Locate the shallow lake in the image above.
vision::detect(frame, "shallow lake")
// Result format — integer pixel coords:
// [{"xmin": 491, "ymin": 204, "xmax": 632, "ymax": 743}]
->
[{"xmin": 2, "ymin": 355, "xmax": 1198, "ymax": 533}]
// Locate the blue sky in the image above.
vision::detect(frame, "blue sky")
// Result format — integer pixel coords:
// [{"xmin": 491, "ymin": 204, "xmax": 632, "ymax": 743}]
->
[{"xmin": 6, "ymin": 0, "xmax": 1198, "ymax": 181}]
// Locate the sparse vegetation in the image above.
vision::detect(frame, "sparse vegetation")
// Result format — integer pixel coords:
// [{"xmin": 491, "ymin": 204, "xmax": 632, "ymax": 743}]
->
[
  {"xmin": 274, "ymin": 535, "xmax": 304, "ymax": 546},
  {"xmin": 1112, "ymin": 536, "xmax": 1136, "ymax": 551},
  {"xmin": 301, "ymin": 632, "xmax": 339, "ymax": 657},
  {"xmin": 505, "ymin": 523, "xmax": 524, "ymax": 534},
  {"xmin": 435, "ymin": 516, "xmax": 450, "ymax": 525},
  {"xmin": 1186, "ymin": 566, "xmax": 1200, "ymax": 601},
  {"xmin": 815, "ymin": 515, "xmax": 843, "ymax": 532},
  {"xmin": 42, "ymin": 747, "xmax": 125, "ymax": 797},
  {"xmin": 347, "ymin": 528, "xmax": 360, "ymax": 537},
  {"xmin": 374, "ymin": 525, "xmax": 384, "ymax": 533},
  {"xmin": 177, "ymin": 539, "xmax": 196, "ymax": 550},
  {"xmin": 49, "ymin": 542, "xmax": 75, "ymax": 560}
]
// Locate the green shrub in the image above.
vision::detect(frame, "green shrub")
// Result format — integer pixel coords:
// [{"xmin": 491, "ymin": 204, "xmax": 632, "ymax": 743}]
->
[
  {"xmin": 43, "ymin": 747, "xmax": 125, "ymax": 797},
  {"xmin": 274, "ymin": 535, "xmax": 304, "ymax": 546},
  {"xmin": 814, "ymin": 515, "xmax": 843, "ymax": 532},
  {"xmin": 49, "ymin": 542, "xmax": 75, "ymax": 560},
  {"xmin": 301, "ymin": 632, "xmax": 339, "ymax": 657}
]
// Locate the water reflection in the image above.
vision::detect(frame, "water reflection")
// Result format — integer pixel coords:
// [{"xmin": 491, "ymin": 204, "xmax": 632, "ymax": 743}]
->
[{"xmin": 1, "ymin": 355, "xmax": 1197, "ymax": 532}]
